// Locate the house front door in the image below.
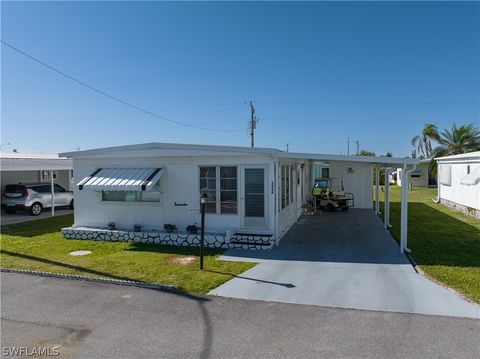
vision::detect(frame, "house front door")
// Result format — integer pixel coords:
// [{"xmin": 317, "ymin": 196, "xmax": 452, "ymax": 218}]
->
[{"xmin": 241, "ymin": 166, "xmax": 268, "ymax": 228}]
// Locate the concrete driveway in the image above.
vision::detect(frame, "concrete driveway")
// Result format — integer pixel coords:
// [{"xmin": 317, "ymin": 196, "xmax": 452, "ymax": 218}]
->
[
  {"xmin": 210, "ymin": 210, "xmax": 480, "ymax": 318},
  {"xmin": 1, "ymin": 208, "xmax": 73, "ymax": 226}
]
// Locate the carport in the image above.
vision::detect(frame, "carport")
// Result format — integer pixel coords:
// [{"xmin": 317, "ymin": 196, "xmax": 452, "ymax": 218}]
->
[
  {"xmin": 0, "ymin": 152, "xmax": 73, "ymax": 216},
  {"xmin": 276, "ymin": 152, "xmax": 419, "ymax": 254}
]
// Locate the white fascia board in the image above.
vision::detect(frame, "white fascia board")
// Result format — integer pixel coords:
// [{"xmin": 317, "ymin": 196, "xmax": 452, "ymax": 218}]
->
[
  {"xmin": 435, "ymin": 151, "xmax": 480, "ymax": 164},
  {"xmin": 277, "ymin": 152, "xmax": 419, "ymax": 165},
  {"xmin": 60, "ymin": 142, "xmax": 281, "ymax": 158}
]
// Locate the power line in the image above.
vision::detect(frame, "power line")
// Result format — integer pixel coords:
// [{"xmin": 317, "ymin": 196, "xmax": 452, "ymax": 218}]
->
[{"xmin": 1, "ymin": 40, "xmax": 244, "ymax": 133}]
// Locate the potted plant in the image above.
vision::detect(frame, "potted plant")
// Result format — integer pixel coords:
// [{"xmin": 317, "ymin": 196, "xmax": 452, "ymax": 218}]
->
[
  {"xmin": 163, "ymin": 224, "xmax": 177, "ymax": 233},
  {"xmin": 133, "ymin": 223, "xmax": 143, "ymax": 232},
  {"xmin": 107, "ymin": 222, "xmax": 116, "ymax": 230},
  {"xmin": 186, "ymin": 224, "xmax": 199, "ymax": 235}
]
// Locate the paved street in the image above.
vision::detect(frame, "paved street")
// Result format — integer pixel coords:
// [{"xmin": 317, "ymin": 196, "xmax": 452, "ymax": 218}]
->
[
  {"xmin": 211, "ymin": 211, "xmax": 480, "ymax": 318},
  {"xmin": 1, "ymin": 272, "xmax": 479, "ymax": 358},
  {"xmin": 1, "ymin": 208, "xmax": 73, "ymax": 226}
]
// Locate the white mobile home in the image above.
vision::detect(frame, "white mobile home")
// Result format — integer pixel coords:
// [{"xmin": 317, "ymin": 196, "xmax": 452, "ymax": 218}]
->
[
  {"xmin": 436, "ymin": 151, "xmax": 480, "ymax": 218},
  {"xmin": 61, "ymin": 143, "xmax": 418, "ymax": 252},
  {"xmin": 390, "ymin": 159, "xmax": 436, "ymax": 188}
]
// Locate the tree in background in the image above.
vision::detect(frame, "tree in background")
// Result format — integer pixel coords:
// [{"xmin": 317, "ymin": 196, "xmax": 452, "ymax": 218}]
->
[
  {"xmin": 428, "ymin": 123, "xmax": 480, "ymax": 179},
  {"xmin": 433, "ymin": 123, "xmax": 480, "ymax": 157},
  {"xmin": 411, "ymin": 123, "xmax": 440, "ymax": 159}
]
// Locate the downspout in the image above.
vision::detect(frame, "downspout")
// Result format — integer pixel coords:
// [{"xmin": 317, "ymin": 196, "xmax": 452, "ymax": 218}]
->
[
  {"xmin": 400, "ymin": 164, "xmax": 417, "ymax": 253},
  {"xmin": 273, "ymin": 154, "xmax": 279, "ymax": 246}
]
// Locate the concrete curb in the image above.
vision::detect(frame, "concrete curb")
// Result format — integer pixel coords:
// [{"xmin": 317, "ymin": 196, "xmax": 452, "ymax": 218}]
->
[{"xmin": 1, "ymin": 268, "xmax": 176, "ymax": 292}]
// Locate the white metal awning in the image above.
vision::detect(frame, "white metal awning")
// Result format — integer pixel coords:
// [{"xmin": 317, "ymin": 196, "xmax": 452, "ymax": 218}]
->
[
  {"xmin": 460, "ymin": 167, "xmax": 480, "ymax": 186},
  {"xmin": 77, "ymin": 168, "xmax": 165, "ymax": 191}
]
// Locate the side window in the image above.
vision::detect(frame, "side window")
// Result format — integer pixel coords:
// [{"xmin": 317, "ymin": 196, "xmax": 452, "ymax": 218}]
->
[{"xmin": 54, "ymin": 184, "xmax": 66, "ymax": 193}]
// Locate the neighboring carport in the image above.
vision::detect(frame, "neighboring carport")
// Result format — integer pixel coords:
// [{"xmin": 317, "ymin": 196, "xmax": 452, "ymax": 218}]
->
[
  {"xmin": 0, "ymin": 152, "xmax": 73, "ymax": 216},
  {"xmin": 210, "ymin": 210, "xmax": 479, "ymax": 318}
]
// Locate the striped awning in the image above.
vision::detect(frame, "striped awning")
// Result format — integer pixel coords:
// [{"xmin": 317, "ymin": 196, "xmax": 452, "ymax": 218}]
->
[
  {"xmin": 460, "ymin": 167, "xmax": 480, "ymax": 186},
  {"xmin": 77, "ymin": 168, "xmax": 165, "ymax": 191}
]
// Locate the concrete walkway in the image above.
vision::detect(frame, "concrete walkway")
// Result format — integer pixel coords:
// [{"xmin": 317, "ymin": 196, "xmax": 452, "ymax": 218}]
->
[{"xmin": 210, "ymin": 210, "xmax": 480, "ymax": 319}]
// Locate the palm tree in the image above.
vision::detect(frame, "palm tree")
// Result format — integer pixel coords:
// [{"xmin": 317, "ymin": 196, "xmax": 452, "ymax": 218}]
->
[
  {"xmin": 411, "ymin": 123, "xmax": 440, "ymax": 159},
  {"xmin": 433, "ymin": 123, "xmax": 480, "ymax": 157},
  {"xmin": 429, "ymin": 123, "xmax": 480, "ymax": 181}
]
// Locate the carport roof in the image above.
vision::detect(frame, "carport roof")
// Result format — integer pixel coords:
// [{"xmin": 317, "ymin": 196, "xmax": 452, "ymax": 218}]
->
[
  {"xmin": 0, "ymin": 153, "xmax": 72, "ymax": 171},
  {"xmin": 277, "ymin": 151, "xmax": 419, "ymax": 165}
]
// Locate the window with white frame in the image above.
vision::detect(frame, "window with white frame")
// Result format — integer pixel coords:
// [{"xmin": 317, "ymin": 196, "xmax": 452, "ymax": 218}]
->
[
  {"xmin": 39, "ymin": 170, "xmax": 57, "ymax": 182},
  {"xmin": 102, "ymin": 181, "xmax": 161, "ymax": 202},
  {"xmin": 280, "ymin": 165, "xmax": 293, "ymax": 209},
  {"xmin": 199, "ymin": 166, "xmax": 238, "ymax": 214}
]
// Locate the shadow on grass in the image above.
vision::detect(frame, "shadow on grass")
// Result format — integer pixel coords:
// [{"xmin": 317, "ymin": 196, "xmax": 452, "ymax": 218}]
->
[
  {"xmin": 384, "ymin": 202, "xmax": 480, "ymax": 268},
  {"xmin": 1, "ymin": 214, "xmax": 74, "ymax": 237},
  {"xmin": 126, "ymin": 243, "xmax": 223, "ymax": 257}
]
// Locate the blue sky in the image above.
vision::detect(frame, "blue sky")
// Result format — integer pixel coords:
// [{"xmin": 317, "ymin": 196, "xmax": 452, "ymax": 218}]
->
[{"xmin": 2, "ymin": 1, "xmax": 478, "ymax": 156}]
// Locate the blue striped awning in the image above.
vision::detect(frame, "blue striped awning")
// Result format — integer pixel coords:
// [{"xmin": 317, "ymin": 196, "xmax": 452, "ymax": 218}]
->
[{"xmin": 77, "ymin": 168, "xmax": 164, "ymax": 191}]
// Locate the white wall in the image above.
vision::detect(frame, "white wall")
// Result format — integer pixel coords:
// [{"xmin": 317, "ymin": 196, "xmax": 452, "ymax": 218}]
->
[
  {"xmin": 73, "ymin": 155, "xmax": 274, "ymax": 233},
  {"xmin": 1, "ymin": 170, "xmax": 72, "ymax": 193},
  {"xmin": 395, "ymin": 162, "xmax": 430, "ymax": 188},
  {"xmin": 438, "ymin": 163, "xmax": 480, "ymax": 210},
  {"xmin": 328, "ymin": 161, "xmax": 373, "ymax": 209}
]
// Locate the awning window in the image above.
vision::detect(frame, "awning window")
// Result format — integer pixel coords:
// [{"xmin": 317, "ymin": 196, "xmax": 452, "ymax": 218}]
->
[
  {"xmin": 77, "ymin": 168, "xmax": 165, "ymax": 191},
  {"xmin": 460, "ymin": 167, "xmax": 480, "ymax": 186}
]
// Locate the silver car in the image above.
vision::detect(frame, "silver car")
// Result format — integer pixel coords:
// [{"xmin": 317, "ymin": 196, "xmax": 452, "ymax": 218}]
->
[{"xmin": 2, "ymin": 183, "xmax": 74, "ymax": 216}]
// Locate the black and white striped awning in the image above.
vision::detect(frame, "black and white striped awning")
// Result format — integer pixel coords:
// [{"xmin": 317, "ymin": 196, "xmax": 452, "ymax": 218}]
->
[{"xmin": 77, "ymin": 168, "xmax": 165, "ymax": 191}]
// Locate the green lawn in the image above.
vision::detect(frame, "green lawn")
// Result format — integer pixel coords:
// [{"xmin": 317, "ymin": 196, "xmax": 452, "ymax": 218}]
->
[
  {"xmin": 0, "ymin": 215, "xmax": 255, "ymax": 294},
  {"xmin": 380, "ymin": 186, "xmax": 480, "ymax": 303}
]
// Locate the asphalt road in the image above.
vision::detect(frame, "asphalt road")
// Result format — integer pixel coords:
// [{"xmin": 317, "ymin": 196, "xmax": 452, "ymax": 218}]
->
[{"xmin": 1, "ymin": 273, "xmax": 479, "ymax": 359}]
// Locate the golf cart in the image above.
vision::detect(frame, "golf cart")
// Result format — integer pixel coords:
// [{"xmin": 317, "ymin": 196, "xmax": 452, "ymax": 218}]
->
[{"xmin": 311, "ymin": 178, "xmax": 354, "ymax": 212}]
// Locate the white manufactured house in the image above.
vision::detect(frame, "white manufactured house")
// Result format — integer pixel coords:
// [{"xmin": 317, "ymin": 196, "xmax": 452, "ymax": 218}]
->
[
  {"xmin": 61, "ymin": 143, "xmax": 418, "ymax": 252},
  {"xmin": 436, "ymin": 151, "xmax": 480, "ymax": 218},
  {"xmin": 390, "ymin": 159, "xmax": 436, "ymax": 188}
]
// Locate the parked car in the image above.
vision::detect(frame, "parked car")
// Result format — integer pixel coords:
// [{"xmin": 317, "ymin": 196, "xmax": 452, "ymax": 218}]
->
[{"xmin": 1, "ymin": 183, "xmax": 74, "ymax": 216}]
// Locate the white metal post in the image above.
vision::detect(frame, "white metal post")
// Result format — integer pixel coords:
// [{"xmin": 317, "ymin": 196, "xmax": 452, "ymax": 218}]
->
[
  {"xmin": 375, "ymin": 165, "xmax": 380, "ymax": 214},
  {"xmin": 384, "ymin": 167, "xmax": 390, "ymax": 229},
  {"xmin": 50, "ymin": 170, "xmax": 55, "ymax": 216},
  {"xmin": 400, "ymin": 165, "xmax": 409, "ymax": 253}
]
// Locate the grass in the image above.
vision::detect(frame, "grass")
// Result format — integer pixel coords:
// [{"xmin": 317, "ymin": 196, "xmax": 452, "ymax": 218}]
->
[
  {"xmin": 380, "ymin": 186, "xmax": 480, "ymax": 303},
  {"xmin": 0, "ymin": 215, "xmax": 255, "ymax": 294}
]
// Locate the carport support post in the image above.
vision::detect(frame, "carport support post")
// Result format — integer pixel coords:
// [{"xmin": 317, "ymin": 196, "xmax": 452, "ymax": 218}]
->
[
  {"xmin": 375, "ymin": 165, "xmax": 380, "ymax": 215},
  {"xmin": 50, "ymin": 170, "xmax": 55, "ymax": 217},
  {"xmin": 384, "ymin": 168, "xmax": 390, "ymax": 229},
  {"xmin": 400, "ymin": 165, "xmax": 408, "ymax": 253}
]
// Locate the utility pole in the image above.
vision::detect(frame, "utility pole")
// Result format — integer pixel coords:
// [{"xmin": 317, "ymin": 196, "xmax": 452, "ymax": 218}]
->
[
  {"xmin": 347, "ymin": 137, "xmax": 350, "ymax": 156},
  {"xmin": 286, "ymin": 143, "xmax": 289, "ymax": 152},
  {"xmin": 249, "ymin": 101, "xmax": 258, "ymax": 148},
  {"xmin": 355, "ymin": 140, "xmax": 360, "ymax": 155}
]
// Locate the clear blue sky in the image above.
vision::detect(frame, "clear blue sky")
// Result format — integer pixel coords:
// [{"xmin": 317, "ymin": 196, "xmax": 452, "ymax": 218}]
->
[{"xmin": 2, "ymin": 1, "xmax": 478, "ymax": 157}]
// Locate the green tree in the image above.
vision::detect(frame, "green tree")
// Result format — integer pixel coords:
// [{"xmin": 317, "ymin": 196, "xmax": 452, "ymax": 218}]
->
[
  {"xmin": 411, "ymin": 123, "xmax": 440, "ymax": 159},
  {"xmin": 430, "ymin": 123, "xmax": 480, "ymax": 179},
  {"xmin": 433, "ymin": 123, "xmax": 480, "ymax": 157}
]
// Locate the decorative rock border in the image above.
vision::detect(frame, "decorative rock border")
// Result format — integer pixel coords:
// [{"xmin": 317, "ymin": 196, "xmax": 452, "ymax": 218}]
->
[
  {"xmin": 439, "ymin": 198, "xmax": 480, "ymax": 218},
  {"xmin": 61, "ymin": 227, "xmax": 274, "ymax": 250}
]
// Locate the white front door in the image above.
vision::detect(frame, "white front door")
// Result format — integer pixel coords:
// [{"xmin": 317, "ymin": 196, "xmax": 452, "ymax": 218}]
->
[{"xmin": 241, "ymin": 166, "xmax": 268, "ymax": 228}]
